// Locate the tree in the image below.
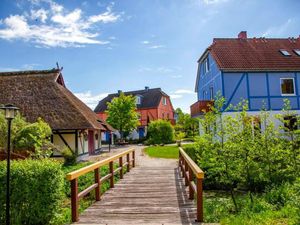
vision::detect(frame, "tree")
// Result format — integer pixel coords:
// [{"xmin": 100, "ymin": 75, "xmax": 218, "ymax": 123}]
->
[
  {"xmin": 147, "ymin": 120, "xmax": 175, "ymax": 144},
  {"xmin": 175, "ymin": 108, "xmax": 199, "ymax": 137},
  {"xmin": 106, "ymin": 92, "xmax": 140, "ymax": 139}
]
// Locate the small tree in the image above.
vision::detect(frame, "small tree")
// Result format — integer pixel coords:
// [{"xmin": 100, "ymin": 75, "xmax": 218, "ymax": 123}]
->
[
  {"xmin": 147, "ymin": 120, "xmax": 175, "ymax": 144},
  {"xmin": 106, "ymin": 92, "xmax": 140, "ymax": 139}
]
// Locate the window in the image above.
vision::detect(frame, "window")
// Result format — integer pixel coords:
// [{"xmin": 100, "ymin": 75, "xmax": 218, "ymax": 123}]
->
[
  {"xmin": 136, "ymin": 96, "xmax": 141, "ymax": 104},
  {"xmin": 284, "ymin": 115, "xmax": 298, "ymax": 131},
  {"xmin": 280, "ymin": 78, "xmax": 295, "ymax": 95},
  {"xmin": 210, "ymin": 87, "xmax": 214, "ymax": 100},
  {"xmin": 203, "ymin": 90, "xmax": 207, "ymax": 100},
  {"xmin": 279, "ymin": 49, "xmax": 291, "ymax": 56},
  {"xmin": 163, "ymin": 97, "xmax": 167, "ymax": 105},
  {"xmin": 293, "ymin": 49, "xmax": 300, "ymax": 56},
  {"xmin": 204, "ymin": 57, "xmax": 209, "ymax": 74}
]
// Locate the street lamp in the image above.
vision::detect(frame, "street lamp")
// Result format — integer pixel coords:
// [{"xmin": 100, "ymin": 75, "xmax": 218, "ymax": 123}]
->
[{"xmin": 0, "ymin": 104, "xmax": 19, "ymax": 225}]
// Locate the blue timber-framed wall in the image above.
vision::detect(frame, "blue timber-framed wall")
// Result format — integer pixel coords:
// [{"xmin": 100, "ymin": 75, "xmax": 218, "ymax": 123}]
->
[
  {"xmin": 196, "ymin": 53, "xmax": 222, "ymax": 101},
  {"xmin": 197, "ymin": 54, "xmax": 300, "ymax": 111}
]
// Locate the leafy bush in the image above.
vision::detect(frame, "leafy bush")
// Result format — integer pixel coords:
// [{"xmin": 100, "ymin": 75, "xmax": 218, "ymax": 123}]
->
[
  {"xmin": 14, "ymin": 118, "xmax": 52, "ymax": 158},
  {"xmin": 61, "ymin": 147, "xmax": 77, "ymax": 166},
  {"xmin": 147, "ymin": 119, "xmax": 175, "ymax": 144},
  {"xmin": 0, "ymin": 159, "xmax": 64, "ymax": 225}
]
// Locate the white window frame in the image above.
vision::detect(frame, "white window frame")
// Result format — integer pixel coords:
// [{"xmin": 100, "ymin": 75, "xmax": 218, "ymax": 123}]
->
[
  {"xmin": 293, "ymin": 49, "xmax": 300, "ymax": 56},
  {"xmin": 280, "ymin": 78, "xmax": 296, "ymax": 96},
  {"xmin": 210, "ymin": 86, "xmax": 214, "ymax": 100},
  {"xmin": 204, "ymin": 58, "xmax": 209, "ymax": 74},
  {"xmin": 163, "ymin": 97, "xmax": 167, "ymax": 105},
  {"xmin": 136, "ymin": 96, "xmax": 142, "ymax": 104},
  {"xmin": 279, "ymin": 49, "xmax": 291, "ymax": 56}
]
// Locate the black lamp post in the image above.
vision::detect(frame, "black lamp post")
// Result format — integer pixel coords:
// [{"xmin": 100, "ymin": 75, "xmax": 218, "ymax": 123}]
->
[{"xmin": 0, "ymin": 104, "xmax": 19, "ymax": 225}]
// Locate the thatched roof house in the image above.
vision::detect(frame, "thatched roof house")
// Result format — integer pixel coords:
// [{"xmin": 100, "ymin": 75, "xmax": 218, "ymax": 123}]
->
[{"xmin": 0, "ymin": 69, "xmax": 112, "ymax": 156}]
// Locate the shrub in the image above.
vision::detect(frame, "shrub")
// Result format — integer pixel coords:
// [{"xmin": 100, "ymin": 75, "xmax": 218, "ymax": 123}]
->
[
  {"xmin": 61, "ymin": 147, "xmax": 77, "ymax": 166},
  {"xmin": 0, "ymin": 159, "xmax": 64, "ymax": 225},
  {"xmin": 147, "ymin": 119, "xmax": 175, "ymax": 144}
]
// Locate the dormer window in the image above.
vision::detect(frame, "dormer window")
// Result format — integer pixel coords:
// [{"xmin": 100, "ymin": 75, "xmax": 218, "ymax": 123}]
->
[
  {"xmin": 163, "ymin": 97, "xmax": 167, "ymax": 105},
  {"xmin": 136, "ymin": 96, "xmax": 142, "ymax": 105},
  {"xmin": 204, "ymin": 57, "xmax": 209, "ymax": 74},
  {"xmin": 279, "ymin": 49, "xmax": 291, "ymax": 56},
  {"xmin": 293, "ymin": 49, "xmax": 300, "ymax": 56}
]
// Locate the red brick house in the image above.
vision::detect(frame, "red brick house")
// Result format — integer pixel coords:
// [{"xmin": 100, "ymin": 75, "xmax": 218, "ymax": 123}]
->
[{"xmin": 94, "ymin": 87, "xmax": 175, "ymax": 140}]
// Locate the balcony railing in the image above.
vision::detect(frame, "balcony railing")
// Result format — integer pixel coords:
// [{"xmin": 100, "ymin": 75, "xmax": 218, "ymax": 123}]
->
[{"xmin": 190, "ymin": 100, "xmax": 214, "ymax": 117}]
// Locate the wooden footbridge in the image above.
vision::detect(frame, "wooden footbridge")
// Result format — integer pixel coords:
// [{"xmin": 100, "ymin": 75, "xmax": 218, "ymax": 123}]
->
[{"xmin": 66, "ymin": 147, "xmax": 204, "ymax": 225}]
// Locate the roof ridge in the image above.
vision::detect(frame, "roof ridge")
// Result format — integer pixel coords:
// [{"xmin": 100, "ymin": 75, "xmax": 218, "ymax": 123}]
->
[{"xmin": 0, "ymin": 69, "xmax": 60, "ymax": 76}]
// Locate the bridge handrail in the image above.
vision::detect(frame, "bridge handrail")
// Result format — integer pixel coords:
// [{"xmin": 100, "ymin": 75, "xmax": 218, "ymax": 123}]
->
[
  {"xmin": 66, "ymin": 148, "xmax": 135, "ymax": 222},
  {"xmin": 178, "ymin": 147, "xmax": 204, "ymax": 222}
]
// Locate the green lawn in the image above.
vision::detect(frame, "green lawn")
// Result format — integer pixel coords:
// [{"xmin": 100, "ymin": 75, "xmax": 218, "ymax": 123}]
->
[
  {"xmin": 144, "ymin": 146, "xmax": 179, "ymax": 159},
  {"xmin": 144, "ymin": 144, "xmax": 195, "ymax": 159}
]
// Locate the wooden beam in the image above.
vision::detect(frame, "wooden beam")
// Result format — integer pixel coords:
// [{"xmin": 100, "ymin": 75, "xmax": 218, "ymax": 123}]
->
[{"xmin": 56, "ymin": 131, "xmax": 73, "ymax": 152}]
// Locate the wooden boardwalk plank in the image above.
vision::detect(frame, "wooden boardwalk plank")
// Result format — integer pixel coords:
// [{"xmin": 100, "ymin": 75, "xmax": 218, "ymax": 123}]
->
[{"xmin": 73, "ymin": 146, "xmax": 207, "ymax": 225}]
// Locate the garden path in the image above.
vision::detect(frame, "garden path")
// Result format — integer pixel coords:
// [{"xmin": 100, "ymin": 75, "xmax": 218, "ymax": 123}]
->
[{"xmin": 74, "ymin": 146, "xmax": 213, "ymax": 225}]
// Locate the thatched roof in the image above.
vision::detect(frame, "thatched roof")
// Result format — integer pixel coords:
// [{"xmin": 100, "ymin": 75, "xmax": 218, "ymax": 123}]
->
[{"xmin": 0, "ymin": 69, "xmax": 112, "ymax": 131}]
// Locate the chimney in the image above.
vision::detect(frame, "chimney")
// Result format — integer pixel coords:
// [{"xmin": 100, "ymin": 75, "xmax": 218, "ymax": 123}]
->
[
  {"xmin": 118, "ymin": 90, "xmax": 122, "ymax": 95},
  {"xmin": 145, "ymin": 86, "xmax": 149, "ymax": 91},
  {"xmin": 238, "ymin": 31, "xmax": 247, "ymax": 39}
]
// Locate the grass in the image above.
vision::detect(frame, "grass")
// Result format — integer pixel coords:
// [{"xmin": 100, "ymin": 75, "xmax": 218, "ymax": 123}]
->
[
  {"xmin": 204, "ymin": 190, "xmax": 299, "ymax": 225},
  {"xmin": 144, "ymin": 144, "xmax": 194, "ymax": 159},
  {"xmin": 144, "ymin": 145, "xmax": 180, "ymax": 159}
]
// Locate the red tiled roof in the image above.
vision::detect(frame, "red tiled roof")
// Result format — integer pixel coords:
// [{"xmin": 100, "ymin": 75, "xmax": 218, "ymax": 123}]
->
[{"xmin": 204, "ymin": 37, "xmax": 300, "ymax": 72}]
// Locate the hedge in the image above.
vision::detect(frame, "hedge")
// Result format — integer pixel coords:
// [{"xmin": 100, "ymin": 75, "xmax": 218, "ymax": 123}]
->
[{"xmin": 0, "ymin": 159, "xmax": 64, "ymax": 225}]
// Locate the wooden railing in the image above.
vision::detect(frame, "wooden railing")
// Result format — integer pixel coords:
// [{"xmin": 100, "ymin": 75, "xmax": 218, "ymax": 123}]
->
[
  {"xmin": 178, "ymin": 147, "xmax": 204, "ymax": 222},
  {"xmin": 66, "ymin": 148, "xmax": 136, "ymax": 222}
]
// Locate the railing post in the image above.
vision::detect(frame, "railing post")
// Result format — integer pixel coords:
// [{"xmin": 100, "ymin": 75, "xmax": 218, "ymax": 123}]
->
[
  {"xmin": 132, "ymin": 150, "xmax": 135, "ymax": 167},
  {"xmin": 126, "ymin": 153, "xmax": 130, "ymax": 172},
  {"xmin": 196, "ymin": 177, "xmax": 203, "ymax": 222},
  {"xmin": 119, "ymin": 156, "xmax": 123, "ymax": 179},
  {"xmin": 184, "ymin": 161, "xmax": 189, "ymax": 186},
  {"xmin": 94, "ymin": 168, "xmax": 100, "ymax": 201},
  {"xmin": 188, "ymin": 167, "xmax": 194, "ymax": 200},
  {"xmin": 70, "ymin": 178, "xmax": 79, "ymax": 222},
  {"xmin": 109, "ymin": 161, "xmax": 114, "ymax": 188}
]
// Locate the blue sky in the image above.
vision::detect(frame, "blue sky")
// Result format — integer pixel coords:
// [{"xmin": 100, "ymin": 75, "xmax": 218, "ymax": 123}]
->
[{"xmin": 0, "ymin": 0, "xmax": 299, "ymax": 113}]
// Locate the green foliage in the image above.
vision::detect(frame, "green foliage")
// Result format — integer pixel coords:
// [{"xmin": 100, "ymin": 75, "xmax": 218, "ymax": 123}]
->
[
  {"xmin": 0, "ymin": 159, "xmax": 64, "ymax": 225},
  {"xmin": 106, "ymin": 92, "xmax": 140, "ymax": 138},
  {"xmin": 175, "ymin": 108, "xmax": 198, "ymax": 137},
  {"xmin": 0, "ymin": 112, "xmax": 29, "ymax": 150},
  {"xmin": 147, "ymin": 119, "xmax": 175, "ymax": 144},
  {"xmin": 185, "ymin": 93, "xmax": 300, "ymax": 223},
  {"xmin": 61, "ymin": 147, "xmax": 77, "ymax": 165},
  {"xmin": 14, "ymin": 118, "xmax": 52, "ymax": 158},
  {"xmin": 0, "ymin": 113, "xmax": 53, "ymax": 157}
]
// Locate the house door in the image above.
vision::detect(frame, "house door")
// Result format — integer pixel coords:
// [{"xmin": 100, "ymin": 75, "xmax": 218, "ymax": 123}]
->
[
  {"xmin": 88, "ymin": 130, "xmax": 95, "ymax": 155},
  {"xmin": 138, "ymin": 127, "xmax": 144, "ymax": 139}
]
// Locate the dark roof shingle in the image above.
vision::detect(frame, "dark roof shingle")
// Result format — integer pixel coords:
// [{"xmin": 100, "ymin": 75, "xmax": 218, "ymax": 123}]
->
[{"xmin": 94, "ymin": 88, "xmax": 168, "ymax": 112}]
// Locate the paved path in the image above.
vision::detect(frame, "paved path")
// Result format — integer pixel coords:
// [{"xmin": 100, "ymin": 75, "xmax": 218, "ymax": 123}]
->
[{"xmin": 74, "ymin": 146, "xmax": 206, "ymax": 225}]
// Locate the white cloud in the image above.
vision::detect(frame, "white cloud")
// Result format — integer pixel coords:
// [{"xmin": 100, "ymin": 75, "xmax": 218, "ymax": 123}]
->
[
  {"xmin": 74, "ymin": 91, "xmax": 109, "ymax": 109},
  {"xmin": 174, "ymin": 89, "xmax": 194, "ymax": 94},
  {"xmin": 30, "ymin": 8, "xmax": 48, "ymax": 23},
  {"xmin": 170, "ymin": 94, "xmax": 182, "ymax": 99},
  {"xmin": 262, "ymin": 18, "xmax": 294, "ymax": 37},
  {"xmin": 149, "ymin": 45, "xmax": 165, "ymax": 49},
  {"xmin": 141, "ymin": 40, "xmax": 150, "ymax": 44},
  {"xmin": 0, "ymin": 0, "xmax": 121, "ymax": 48}
]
